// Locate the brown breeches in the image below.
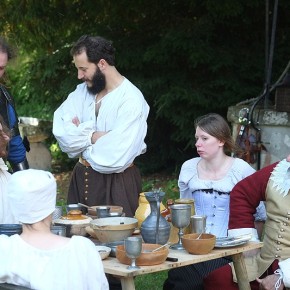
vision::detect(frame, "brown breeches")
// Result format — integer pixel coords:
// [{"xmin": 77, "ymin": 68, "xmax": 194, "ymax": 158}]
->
[{"xmin": 67, "ymin": 162, "xmax": 142, "ymax": 217}]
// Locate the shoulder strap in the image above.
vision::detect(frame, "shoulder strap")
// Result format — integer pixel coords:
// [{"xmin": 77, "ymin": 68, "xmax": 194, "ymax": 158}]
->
[{"xmin": 0, "ymin": 85, "xmax": 15, "ymax": 106}]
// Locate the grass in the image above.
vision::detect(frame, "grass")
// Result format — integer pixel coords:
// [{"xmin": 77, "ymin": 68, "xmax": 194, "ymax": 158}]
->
[{"xmin": 135, "ymin": 271, "xmax": 169, "ymax": 289}]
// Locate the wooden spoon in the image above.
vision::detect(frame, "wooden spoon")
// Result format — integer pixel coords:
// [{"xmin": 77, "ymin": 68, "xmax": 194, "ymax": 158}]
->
[
  {"xmin": 196, "ymin": 233, "xmax": 203, "ymax": 239},
  {"xmin": 152, "ymin": 242, "xmax": 171, "ymax": 252},
  {"xmin": 143, "ymin": 242, "xmax": 171, "ymax": 253}
]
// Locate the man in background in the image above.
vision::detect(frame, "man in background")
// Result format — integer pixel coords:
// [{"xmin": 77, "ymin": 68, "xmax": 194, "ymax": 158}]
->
[{"xmin": 53, "ymin": 35, "xmax": 149, "ymax": 218}]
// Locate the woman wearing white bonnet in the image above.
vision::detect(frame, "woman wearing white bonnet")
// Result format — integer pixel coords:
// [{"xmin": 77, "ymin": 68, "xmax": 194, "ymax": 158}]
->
[
  {"xmin": 0, "ymin": 169, "xmax": 109, "ymax": 290},
  {"xmin": 8, "ymin": 169, "xmax": 57, "ymax": 224}
]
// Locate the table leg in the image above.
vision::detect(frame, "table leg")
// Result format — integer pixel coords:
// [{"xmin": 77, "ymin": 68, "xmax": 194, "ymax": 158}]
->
[
  {"xmin": 120, "ymin": 277, "xmax": 135, "ymax": 290},
  {"xmin": 231, "ymin": 253, "xmax": 251, "ymax": 290}
]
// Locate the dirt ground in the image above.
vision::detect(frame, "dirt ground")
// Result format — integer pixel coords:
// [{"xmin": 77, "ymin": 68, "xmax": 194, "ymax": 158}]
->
[{"xmin": 53, "ymin": 171, "xmax": 72, "ymax": 202}]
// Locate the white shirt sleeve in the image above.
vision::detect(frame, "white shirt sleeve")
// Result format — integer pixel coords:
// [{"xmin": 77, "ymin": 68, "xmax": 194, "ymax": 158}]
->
[
  {"xmin": 178, "ymin": 159, "xmax": 198, "ymax": 199},
  {"xmin": 228, "ymin": 228, "xmax": 260, "ymax": 241},
  {"xmin": 278, "ymin": 259, "xmax": 290, "ymax": 287},
  {"xmin": 53, "ymin": 84, "xmax": 95, "ymax": 158},
  {"xmin": 83, "ymin": 93, "xmax": 149, "ymax": 173}
]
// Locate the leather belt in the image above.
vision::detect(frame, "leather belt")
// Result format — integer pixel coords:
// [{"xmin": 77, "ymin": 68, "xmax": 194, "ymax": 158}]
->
[
  {"xmin": 78, "ymin": 157, "xmax": 134, "ymax": 170},
  {"xmin": 79, "ymin": 157, "xmax": 91, "ymax": 167}
]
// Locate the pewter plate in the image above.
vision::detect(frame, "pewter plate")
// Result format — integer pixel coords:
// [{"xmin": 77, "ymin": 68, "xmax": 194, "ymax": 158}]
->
[
  {"xmin": 215, "ymin": 239, "xmax": 249, "ymax": 248},
  {"xmin": 215, "ymin": 234, "xmax": 252, "ymax": 248}
]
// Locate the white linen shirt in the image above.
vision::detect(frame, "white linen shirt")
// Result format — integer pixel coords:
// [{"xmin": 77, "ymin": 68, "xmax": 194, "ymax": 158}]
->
[
  {"xmin": 53, "ymin": 78, "xmax": 149, "ymax": 173},
  {"xmin": 178, "ymin": 157, "xmax": 266, "ymax": 237},
  {"xmin": 0, "ymin": 235, "xmax": 109, "ymax": 290},
  {"xmin": 279, "ymin": 259, "xmax": 290, "ymax": 288}
]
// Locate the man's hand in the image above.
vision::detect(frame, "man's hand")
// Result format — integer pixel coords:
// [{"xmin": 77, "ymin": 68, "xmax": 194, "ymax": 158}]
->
[
  {"xmin": 72, "ymin": 116, "xmax": 80, "ymax": 126},
  {"xmin": 71, "ymin": 116, "xmax": 107, "ymax": 144},
  {"xmin": 91, "ymin": 131, "xmax": 107, "ymax": 144},
  {"xmin": 256, "ymin": 274, "xmax": 284, "ymax": 290}
]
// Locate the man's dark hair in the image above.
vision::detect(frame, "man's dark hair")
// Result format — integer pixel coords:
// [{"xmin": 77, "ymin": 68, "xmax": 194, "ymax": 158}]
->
[
  {"xmin": 70, "ymin": 35, "xmax": 116, "ymax": 66},
  {"xmin": 0, "ymin": 37, "xmax": 15, "ymax": 60}
]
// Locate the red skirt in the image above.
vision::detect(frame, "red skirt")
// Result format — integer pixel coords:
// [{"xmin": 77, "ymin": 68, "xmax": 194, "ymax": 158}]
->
[{"xmin": 204, "ymin": 260, "xmax": 280, "ymax": 290}]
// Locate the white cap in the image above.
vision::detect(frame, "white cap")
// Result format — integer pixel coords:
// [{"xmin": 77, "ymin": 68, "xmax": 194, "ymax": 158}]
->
[{"xmin": 7, "ymin": 169, "xmax": 56, "ymax": 223}]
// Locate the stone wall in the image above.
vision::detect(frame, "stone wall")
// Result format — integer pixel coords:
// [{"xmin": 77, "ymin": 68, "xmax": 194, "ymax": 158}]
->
[
  {"xmin": 19, "ymin": 117, "xmax": 52, "ymax": 171},
  {"xmin": 227, "ymin": 105, "xmax": 290, "ymax": 169}
]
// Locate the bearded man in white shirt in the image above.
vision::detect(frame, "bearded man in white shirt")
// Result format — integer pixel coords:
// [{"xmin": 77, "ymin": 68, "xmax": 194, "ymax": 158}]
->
[{"xmin": 53, "ymin": 35, "xmax": 149, "ymax": 217}]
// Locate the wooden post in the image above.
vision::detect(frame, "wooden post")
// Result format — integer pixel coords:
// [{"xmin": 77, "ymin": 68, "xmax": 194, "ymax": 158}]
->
[{"xmin": 232, "ymin": 253, "xmax": 251, "ymax": 290}]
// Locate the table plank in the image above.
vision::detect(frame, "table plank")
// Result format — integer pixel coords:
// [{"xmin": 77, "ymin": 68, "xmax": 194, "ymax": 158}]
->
[{"xmin": 103, "ymin": 242, "xmax": 263, "ymax": 277}]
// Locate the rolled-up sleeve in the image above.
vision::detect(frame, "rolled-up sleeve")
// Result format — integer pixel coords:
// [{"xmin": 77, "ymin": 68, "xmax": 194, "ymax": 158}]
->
[{"xmin": 53, "ymin": 84, "xmax": 95, "ymax": 158}]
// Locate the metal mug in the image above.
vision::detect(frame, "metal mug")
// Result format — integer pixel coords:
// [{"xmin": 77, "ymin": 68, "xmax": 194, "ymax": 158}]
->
[
  {"xmin": 50, "ymin": 225, "xmax": 66, "ymax": 237},
  {"xmin": 96, "ymin": 206, "xmax": 110, "ymax": 218},
  {"xmin": 174, "ymin": 199, "xmax": 195, "ymax": 234},
  {"xmin": 190, "ymin": 215, "xmax": 207, "ymax": 233}
]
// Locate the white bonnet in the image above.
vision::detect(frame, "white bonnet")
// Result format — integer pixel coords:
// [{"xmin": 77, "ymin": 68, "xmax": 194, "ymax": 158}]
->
[{"xmin": 7, "ymin": 169, "xmax": 56, "ymax": 224}]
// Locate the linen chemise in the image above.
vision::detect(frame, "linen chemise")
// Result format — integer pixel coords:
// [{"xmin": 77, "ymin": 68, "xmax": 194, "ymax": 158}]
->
[
  {"xmin": 0, "ymin": 158, "xmax": 18, "ymax": 223},
  {"xmin": 0, "ymin": 235, "xmax": 109, "ymax": 290},
  {"xmin": 178, "ymin": 157, "xmax": 266, "ymax": 237}
]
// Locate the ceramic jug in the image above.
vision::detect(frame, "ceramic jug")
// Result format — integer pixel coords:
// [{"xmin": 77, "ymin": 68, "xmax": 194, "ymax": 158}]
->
[
  {"xmin": 135, "ymin": 192, "xmax": 165, "ymax": 228},
  {"xmin": 140, "ymin": 191, "xmax": 170, "ymax": 245}
]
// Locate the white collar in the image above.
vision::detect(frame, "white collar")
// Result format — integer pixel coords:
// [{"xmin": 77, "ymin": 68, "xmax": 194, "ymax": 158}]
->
[{"xmin": 270, "ymin": 159, "xmax": 290, "ymax": 197}]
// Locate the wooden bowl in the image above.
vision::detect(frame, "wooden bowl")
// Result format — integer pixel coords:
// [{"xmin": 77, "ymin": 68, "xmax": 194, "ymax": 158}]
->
[
  {"xmin": 116, "ymin": 243, "xmax": 169, "ymax": 266},
  {"xmin": 90, "ymin": 217, "xmax": 138, "ymax": 242},
  {"xmin": 88, "ymin": 205, "xmax": 123, "ymax": 216},
  {"xmin": 181, "ymin": 233, "xmax": 216, "ymax": 255}
]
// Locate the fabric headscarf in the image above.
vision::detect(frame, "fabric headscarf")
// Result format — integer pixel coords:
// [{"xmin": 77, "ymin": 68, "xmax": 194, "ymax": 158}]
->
[{"xmin": 7, "ymin": 169, "xmax": 56, "ymax": 223}]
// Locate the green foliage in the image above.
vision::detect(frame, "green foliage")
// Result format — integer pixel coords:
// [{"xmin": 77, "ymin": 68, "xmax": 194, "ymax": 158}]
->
[
  {"xmin": 49, "ymin": 141, "xmax": 76, "ymax": 173},
  {"xmin": 142, "ymin": 177, "xmax": 179, "ymax": 201},
  {"xmin": 1, "ymin": 0, "xmax": 290, "ymax": 173}
]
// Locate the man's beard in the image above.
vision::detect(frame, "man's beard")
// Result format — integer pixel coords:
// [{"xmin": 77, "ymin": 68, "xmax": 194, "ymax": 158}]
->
[{"xmin": 87, "ymin": 67, "xmax": 106, "ymax": 95}]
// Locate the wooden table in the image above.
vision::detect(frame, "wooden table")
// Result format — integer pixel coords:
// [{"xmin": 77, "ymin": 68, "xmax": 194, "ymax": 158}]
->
[{"xmin": 102, "ymin": 241, "xmax": 263, "ymax": 290}]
